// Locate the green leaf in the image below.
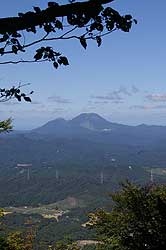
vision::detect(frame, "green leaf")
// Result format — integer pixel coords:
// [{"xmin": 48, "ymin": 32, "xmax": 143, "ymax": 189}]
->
[
  {"xmin": 24, "ymin": 96, "xmax": 31, "ymax": 102},
  {"xmin": 57, "ymin": 58, "xmax": 62, "ymax": 65},
  {"xmin": 34, "ymin": 52, "xmax": 43, "ymax": 61},
  {"xmin": 59, "ymin": 56, "xmax": 69, "ymax": 66},
  {"xmin": 55, "ymin": 20, "xmax": 63, "ymax": 30},
  {"xmin": 33, "ymin": 6, "xmax": 41, "ymax": 13},
  {"xmin": 96, "ymin": 23, "xmax": 104, "ymax": 32},
  {"xmin": 44, "ymin": 24, "xmax": 54, "ymax": 33},
  {"xmin": 80, "ymin": 37, "xmax": 87, "ymax": 49},
  {"xmin": 106, "ymin": 20, "xmax": 114, "ymax": 31},
  {"xmin": 12, "ymin": 45, "xmax": 18, "ymax": 54},
  {"xmin": 0, "ymin": 118, "xmax": 13, "ymax": 133},
  {"xmin": 2, "ymin": 34, "xmax": 9, "ymax": 41},
  {"xmin": 53, "ymin": 61, "xmax": 59, "ymax": 69},
  {"xmin": 96, "ymin": 36, "xmax": 102, "ymax": 47},
  {"xmin": 125, "ymin": 15, "xmax": 132, "ymax": 20},
  {"xmin": 15, "ymin": 94, "xmax": 21, "ymax": 101},
  {"xmin": 18, "ymin": 13, "xmax": 23, "ymax": 17},
  {"xmin": 0, "ymin": 48, "xmax": 4, "ymax": 55},
  {"xmin": 48, "ymin": 2, "xmax": 59, "ymax": 7}
]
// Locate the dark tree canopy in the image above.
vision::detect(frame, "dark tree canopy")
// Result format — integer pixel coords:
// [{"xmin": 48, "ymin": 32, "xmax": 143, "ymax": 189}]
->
[{"xmin": 87, "ymin": 182, "xmax": 166, "ymax": 250}]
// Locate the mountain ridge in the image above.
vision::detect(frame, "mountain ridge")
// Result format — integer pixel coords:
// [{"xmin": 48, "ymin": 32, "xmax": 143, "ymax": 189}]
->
[
  {"xmin": 7, "ymin": 113, "xmax": 166, "ymax": 134},
  {"xmin": 31, "ymin": 113, "xmax": 131, "ymax": 135},
  {"xmin": 0, "ymin": 112, "xmax": 166, "ymax": 189}
]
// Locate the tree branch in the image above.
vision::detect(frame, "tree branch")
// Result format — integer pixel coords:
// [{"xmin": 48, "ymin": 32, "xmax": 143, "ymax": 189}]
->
[
  {"xmin": 0, "ymin": 0, "xmax": 114, "ymax": 35},
  {"xmin": 0, "ymin": 26, "xmax": 78, "ymax": 55},
  {"xmin": 0, "ymin": 59, "xmax": 48, "ymax": 65},
  {"xmin": 24, "ymin": 26, "xmax": 77, "ymax": 49}
]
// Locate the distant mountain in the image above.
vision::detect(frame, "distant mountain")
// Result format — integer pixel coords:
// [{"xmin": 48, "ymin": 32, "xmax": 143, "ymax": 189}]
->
[
  {"xmin": 0, "ymin": 113, "xmax": 166, "ymax": 207},
  {"xmin": 70, "ymin": 113, "xmax": 113, "ymax": 131},
  {"xmin": 30, "ymin": 113, "xmax": 166, "ymax": 146},
  {"xmin": 31, "ymin": 113, "xmax": 128, "ymax": 136},
  {"xmin": 1, "ymin": 113, "xmax": 166, "ymax": 145},
  {"xmin": 32, "ymin": 118, "xmax": 68, "ymax": 134},
  {"xmin": 1, "ymin": 113, "xmax": 166, "ymax": 169}
]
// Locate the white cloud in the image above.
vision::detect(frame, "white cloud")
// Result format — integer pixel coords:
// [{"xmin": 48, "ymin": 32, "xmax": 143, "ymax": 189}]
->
[
  {"xmin": 130, "ymin": 104, "xmax": 166, "ymax": 110},
  {"xmin": 91, "ymin": 85, "xmax": 139, "ymax": 103},
  {"xmin": 146, "ymin": 94, "xmax": 166, "ymax": 102},
  {"xmin": 48, "ymin": 95, "xmax": 72, "ymax": 104},
  {"xmin": 91, "ymin": 92, "xmax": 123, "ymax": 101}
]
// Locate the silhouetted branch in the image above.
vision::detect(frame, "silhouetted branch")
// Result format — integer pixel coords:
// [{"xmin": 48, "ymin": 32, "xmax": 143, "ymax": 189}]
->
[
  {"xmin": 0, "ymin": 1, "xmax": 136, "ymax": 67},
  {"xmin": 24, "ymin": 26, "xmax": 77, "ymax": 49},
  {"xmin": 0, "ymin": 59, "xmax": 48, "ymax": 65},
  {"xmin": 0, "ymin": 0, "xmax": 114, "ymax": 34},
  {"xmin": 0, "ymin": 83, "xmax": 33, "ymax": 102},
  {"xmin": 0, "ymin": 26, "xmax": 77, "ymax": 55}
]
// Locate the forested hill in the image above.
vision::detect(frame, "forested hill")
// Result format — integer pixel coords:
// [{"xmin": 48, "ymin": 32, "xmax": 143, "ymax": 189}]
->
[
  {"xmin": 1, "ymin": 113, "xmax": 166, "ymax": 168},
  {"xmin": 0, "ymin": 113, "xmax": 166, "ymax": 245}
]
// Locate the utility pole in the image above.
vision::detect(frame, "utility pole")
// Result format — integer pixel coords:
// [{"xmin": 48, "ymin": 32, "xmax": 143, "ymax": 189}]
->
[
  {"xmin": 100, "ymin": 171, "xmax": 104, "ymax": 185},
  {"xmin": 16, "ymin": 163, "xmax": 32, "ymax": 181},
  {"xmin": 27, "ymin": 168, "xmax": 30, "ymax": 181},
  {"xmin": 150, "ymin": 168, "xmax": 154, "ymax": 183},
  {"xmin": 56, "ymin": 170, "xmax": 59, "ymax": 180}
]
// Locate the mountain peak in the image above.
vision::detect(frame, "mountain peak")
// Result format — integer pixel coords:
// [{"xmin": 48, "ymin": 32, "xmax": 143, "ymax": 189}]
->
[
  {"xmin": 72, "ymin": 113, "xmax": 108, "ymax": 121},
  {"xmin": 71, "ymin": 113, "xmax": 111, "ymax": 130},
  {"xmin": 44, "ymin": 118, "xmax": 66, "ymax": 126},
  {"xmin": 32, "ymin": 118, "xmax": 67, "ymax": 134}
]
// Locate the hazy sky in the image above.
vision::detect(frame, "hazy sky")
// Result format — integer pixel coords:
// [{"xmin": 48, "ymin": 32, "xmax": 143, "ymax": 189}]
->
[{"xmin": 0, "ymin": 0, "xmax": 166, "ymax": 129}]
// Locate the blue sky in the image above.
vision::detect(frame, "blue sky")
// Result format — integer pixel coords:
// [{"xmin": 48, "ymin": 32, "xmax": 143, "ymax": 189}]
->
[{"xmin": 0, "ymin": 0, "xmax": 166, "ymax": 129}]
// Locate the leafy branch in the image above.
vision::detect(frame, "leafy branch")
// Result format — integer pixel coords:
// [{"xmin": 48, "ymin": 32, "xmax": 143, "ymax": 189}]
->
[
  {"xmin": 0, "ymin": 1, "xmax": 137, "ymax": 68},
  {"xmin": 0, "ymin": 83, "xmax": 33, "ymax": 102},
  {"xmin": 0, "ymin": 118, "xmax": 13, "ymax": 133}
]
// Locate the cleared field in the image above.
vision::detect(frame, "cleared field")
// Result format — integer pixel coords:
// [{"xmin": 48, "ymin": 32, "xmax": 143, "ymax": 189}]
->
[
  {"xmin": 4, "ymin": 203, "xmax": 66, "ymax": 220},
  {"xmin": 4, "ymin": 196, "xmax": 86, "ymax": 220}
]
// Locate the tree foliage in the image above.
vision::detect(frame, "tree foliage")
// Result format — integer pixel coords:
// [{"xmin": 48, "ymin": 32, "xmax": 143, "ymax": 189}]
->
[
  {"xmin": 50, "ymin": 239, "xmax": 81, "ymax": 250},
  {"xmin": 87, "ymin": 182, "xmax": 166, "ymax": 250},
  {"xmin": 0, "ymin": 83, "xmax": 33, "ymax": 133},
  {"xmin": 0, "ymin": 232, "xmax": 25, "ymax": 250},
  {"xmin": 7, "ymin": 232, "xmax": 25, "ymax": 250},
  {"xmin": 0, "ymin": 118, "xmax": 13, "ymax": 133},
  {"xmin": 0, "ymin": 0, "xmax": 136, "ymax": 68},
  {"xmin": 0, "ymin": 221, "xmax": 34, "ymax": 250},
  {"xmin": 0, "ymin": 84, "xmax": 33, "ymax": 103}
]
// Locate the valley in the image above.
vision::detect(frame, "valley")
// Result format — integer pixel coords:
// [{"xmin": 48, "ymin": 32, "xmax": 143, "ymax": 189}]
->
[{"xmin": 0, "ymin": 113, "xmax": 166, "ymax": 249}]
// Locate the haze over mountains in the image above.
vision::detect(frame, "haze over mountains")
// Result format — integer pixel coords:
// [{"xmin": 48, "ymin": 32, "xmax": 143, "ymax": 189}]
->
[
  {"xmin": 31, "ymin": 113, "xmax": 127, "ymax": 137},
  {"xmin": 0, "ymin": 113, "xmax": 166, "ymax": 207},
  {"xmin": 31, "ymin": 112, "xmax": 166, "ymax": 142},
  {"xmin": 0, "ymin": 113, "xmax": 166, "ymax": 168}
]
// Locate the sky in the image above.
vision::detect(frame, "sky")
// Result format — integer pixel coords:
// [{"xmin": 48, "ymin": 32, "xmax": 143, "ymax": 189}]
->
[{"xmin": 0, "ymin": 0, "xmax": 166, "ymax": 129}]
